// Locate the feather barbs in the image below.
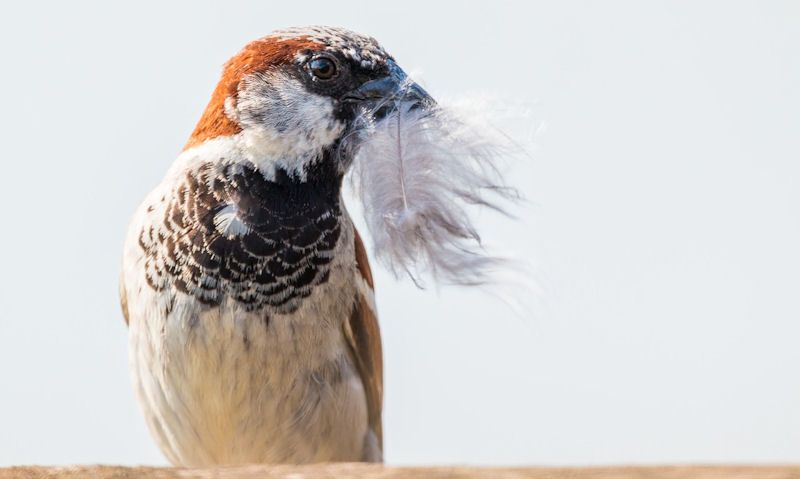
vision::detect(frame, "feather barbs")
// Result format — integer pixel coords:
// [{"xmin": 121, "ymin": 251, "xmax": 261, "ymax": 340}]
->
[{"xmin": 348, "ymin": 100, "xmax": 521, "ymax": 287}]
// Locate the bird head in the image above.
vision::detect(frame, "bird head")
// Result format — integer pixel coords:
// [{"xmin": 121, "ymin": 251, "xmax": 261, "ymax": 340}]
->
[{"xmin": 185, "ymin": 26, "xmax": 434, "ymax": 179}]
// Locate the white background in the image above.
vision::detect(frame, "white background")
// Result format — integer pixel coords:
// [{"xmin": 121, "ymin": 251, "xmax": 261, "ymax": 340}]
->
[{"xmin": 0, "ymin": 0, "xmax": 798, "ymax": 466}]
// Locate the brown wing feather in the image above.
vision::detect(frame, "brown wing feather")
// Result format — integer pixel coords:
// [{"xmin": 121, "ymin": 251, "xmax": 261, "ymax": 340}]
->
[
  {"xmin": 354, "ymin": 227, "xmax": 374, "ymax": 289},
  {"xmin": 120, "ymin": 273, "xmax": 130, "ymax": 326},
  {"xmin": 344, "ymin": 229, "xmax": 384, "ymax": 453}
]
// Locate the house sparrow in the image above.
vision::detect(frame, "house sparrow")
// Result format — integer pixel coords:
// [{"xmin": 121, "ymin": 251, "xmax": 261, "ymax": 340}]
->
[{"xmin": 120, "ymin": 26, "xmax": 433, "ymax": 466}]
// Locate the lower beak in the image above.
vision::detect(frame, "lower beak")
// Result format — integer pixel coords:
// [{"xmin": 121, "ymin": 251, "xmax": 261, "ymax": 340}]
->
[{"xmin": 342, "ymin": 60, "xmax": 435, "ymax": 118}]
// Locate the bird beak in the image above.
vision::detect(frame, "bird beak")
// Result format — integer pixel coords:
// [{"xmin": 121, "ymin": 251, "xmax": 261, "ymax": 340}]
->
[{"xmin": 342, "ymin": 60, "xmax": 434, "ymax": 119}]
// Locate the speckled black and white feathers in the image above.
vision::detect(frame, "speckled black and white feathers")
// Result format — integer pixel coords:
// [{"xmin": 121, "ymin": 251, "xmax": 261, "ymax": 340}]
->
[
  {"xmin": 138, "ymin": 159, "xmax": 343, "ymax": 314},
  {"xmin": 275, "ymin": 26, "xmax": 390, "ymax": 70}
]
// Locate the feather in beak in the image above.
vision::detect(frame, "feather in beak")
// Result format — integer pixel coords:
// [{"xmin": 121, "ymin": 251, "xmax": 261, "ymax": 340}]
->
[
  {"xmin": 348, "ymin": 98, "xmax": 521, "ymax": 287},
  {"xmin": 342, "ymin": 60, "xmax": 434, "ymax": 121}
]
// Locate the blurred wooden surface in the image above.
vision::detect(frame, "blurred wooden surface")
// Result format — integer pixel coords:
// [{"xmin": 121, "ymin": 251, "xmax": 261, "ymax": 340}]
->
[{"xmin": 1, "ymin": 465, "xmax": 799, "ymax": 479}]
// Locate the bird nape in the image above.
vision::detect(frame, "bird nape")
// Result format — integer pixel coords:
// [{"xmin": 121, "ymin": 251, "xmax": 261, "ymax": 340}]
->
[{"xmin": 120, "ymin": 25, "xmax": 518, "ymax": 467}]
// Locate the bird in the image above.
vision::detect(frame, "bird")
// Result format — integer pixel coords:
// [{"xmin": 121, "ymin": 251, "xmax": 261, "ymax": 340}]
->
[{"xmin": 120, "ymin": 26, "xmax": 433, "ymax": 466}]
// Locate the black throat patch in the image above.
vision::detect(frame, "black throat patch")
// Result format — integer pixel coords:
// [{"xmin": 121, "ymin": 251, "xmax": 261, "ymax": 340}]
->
[{"xmin": 140, "ymin": 159, "xmax": 343, "ymax": 314}]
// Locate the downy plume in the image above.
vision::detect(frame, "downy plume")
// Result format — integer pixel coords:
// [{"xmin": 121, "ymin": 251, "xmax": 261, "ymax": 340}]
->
[{"xmin": 347, "ymin": 97, "xmax": 523, "ymax": 287}]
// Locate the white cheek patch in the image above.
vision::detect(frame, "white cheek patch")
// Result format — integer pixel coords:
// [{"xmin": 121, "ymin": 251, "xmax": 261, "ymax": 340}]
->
[{"xmin": 232, "ymin": 71, "xmax": 344, "ymax": 178}]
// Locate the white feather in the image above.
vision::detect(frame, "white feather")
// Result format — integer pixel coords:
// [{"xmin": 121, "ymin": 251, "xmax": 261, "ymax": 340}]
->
[
  {"xmin": 213, "ymin": 204, "xmax": 252, "ymax": 237},
  {"xmin": 347, "ymin": 100, "xmax": 521, "ymax": 286}
]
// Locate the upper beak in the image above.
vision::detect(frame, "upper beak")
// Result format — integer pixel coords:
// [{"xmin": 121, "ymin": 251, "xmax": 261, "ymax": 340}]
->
[{"xmin": 342, "ymin": 60, "xmax": 435, "ymax": 115}]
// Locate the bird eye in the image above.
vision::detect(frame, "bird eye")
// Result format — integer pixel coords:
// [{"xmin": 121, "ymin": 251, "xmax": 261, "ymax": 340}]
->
[{"xmin": 309, "ymin": 57, "xmax": 337, "ymax": 80}]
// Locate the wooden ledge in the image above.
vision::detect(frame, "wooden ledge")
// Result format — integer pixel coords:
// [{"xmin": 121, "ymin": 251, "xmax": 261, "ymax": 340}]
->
[
  {"xmin": 0, "ymin": 464, "xmax": 800, "ymax": 479},
  {"xmin": 2, "ymin": 465, "xmax": 799, "ymax": 479}
]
